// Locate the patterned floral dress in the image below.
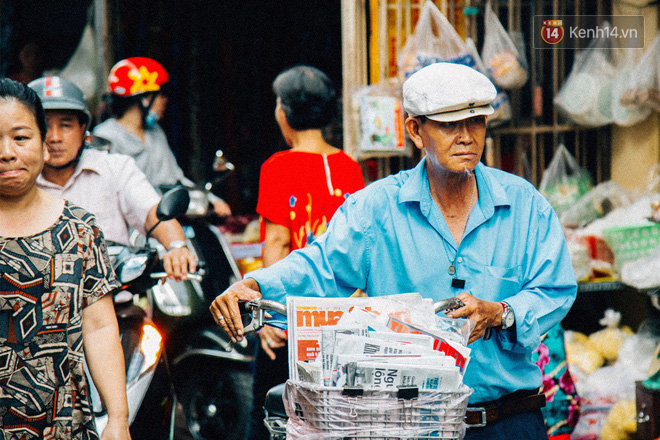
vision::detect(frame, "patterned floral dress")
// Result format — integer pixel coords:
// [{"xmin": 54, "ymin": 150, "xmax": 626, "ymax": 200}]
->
[
  {"xmin": 0, "ymin": 202, "xmax": 119, "ymax": 439},
  {"xmin": 533, "ymin": 323, "xmax": 581, "ymax": 439}
]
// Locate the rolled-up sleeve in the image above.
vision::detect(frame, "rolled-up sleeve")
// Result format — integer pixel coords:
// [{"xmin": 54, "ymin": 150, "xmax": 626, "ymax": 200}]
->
[{"xmin": 111, "ymin": 155, "xmax": 161, "ymax": 236}]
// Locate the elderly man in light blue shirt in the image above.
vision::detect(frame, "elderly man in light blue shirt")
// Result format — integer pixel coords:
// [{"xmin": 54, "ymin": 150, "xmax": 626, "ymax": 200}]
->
[{"xmin": 211, "ymin": 62, "xmax": 577, "ymax": 439}]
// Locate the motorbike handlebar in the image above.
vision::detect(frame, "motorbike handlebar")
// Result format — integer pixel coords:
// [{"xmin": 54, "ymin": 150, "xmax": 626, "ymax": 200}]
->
[
  {"xmin": 150, "ymin": 272, "xmax": 204, "ymax": 282},
  {"xmin": 240, "ymin": 296, "xmax": 464, "ymax": 334}
]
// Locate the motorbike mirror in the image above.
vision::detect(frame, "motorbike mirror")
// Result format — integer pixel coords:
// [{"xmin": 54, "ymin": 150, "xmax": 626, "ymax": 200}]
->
[
  {"xmin": 213, "ymin": 150, "xmax": 235, "ymax": 173},
  {"xmin": 157, "ymin": 185, "xmax": 190, "ymax": 221},
  {"xmin": 85, "ymin": 134, "xmax": 112, "ymax": 152}
]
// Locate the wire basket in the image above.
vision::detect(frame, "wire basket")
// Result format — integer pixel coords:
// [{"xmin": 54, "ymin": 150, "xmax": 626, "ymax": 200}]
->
[{"xmin": 283, "ymin": 380, "xmax": 472, "ymax": 440}]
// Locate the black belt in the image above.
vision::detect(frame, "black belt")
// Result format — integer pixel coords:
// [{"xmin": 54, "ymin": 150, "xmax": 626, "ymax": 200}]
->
[{"xmin": 465, "ymin": 389, "xmax": 546, "ymax": 428}]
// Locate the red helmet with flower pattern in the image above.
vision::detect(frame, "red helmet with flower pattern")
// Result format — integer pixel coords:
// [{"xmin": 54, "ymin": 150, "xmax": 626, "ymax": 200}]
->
[{"xmin": 108, "ymin": 57, "xmax": 169, "ymax": 97}]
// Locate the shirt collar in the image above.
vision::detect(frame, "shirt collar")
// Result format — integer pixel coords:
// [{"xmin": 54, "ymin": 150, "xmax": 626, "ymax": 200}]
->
[
  {"xmin": 398, "ymin": 158, "xmax": 511, "ymax": 212},
  {"xmin": 399, "ymin": 158, "xmax": 428, "ymax": 204},
  {"xmin": 36, "ymin": 149, "xmax": 102, "ymax": 190}
]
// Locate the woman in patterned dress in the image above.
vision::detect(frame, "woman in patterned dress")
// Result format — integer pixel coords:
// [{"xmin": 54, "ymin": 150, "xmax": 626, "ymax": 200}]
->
[{"xmin": 0, "ymin": 78, "xmax": 130, "ymax": 440}]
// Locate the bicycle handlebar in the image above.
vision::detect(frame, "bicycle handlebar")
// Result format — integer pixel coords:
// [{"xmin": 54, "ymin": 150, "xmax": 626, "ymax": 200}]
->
[{"xmin": 240, "ymin": 296, "xmax": 464, "ymax": 334}]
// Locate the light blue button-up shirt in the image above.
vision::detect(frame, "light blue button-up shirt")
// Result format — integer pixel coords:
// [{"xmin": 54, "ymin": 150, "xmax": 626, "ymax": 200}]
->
[{"xmin": 249, "ymin": 158, "xmax": 577, "ymax": 403}]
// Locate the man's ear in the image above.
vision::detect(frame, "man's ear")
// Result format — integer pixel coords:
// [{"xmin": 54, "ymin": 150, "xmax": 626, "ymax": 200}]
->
[
  {"xmin": 404, "ymin": 117, "xmax": 424, "ymax": 150},
  {"xmin": 42, "ymin": 141, "xmax": 50, "ymax": 162}
]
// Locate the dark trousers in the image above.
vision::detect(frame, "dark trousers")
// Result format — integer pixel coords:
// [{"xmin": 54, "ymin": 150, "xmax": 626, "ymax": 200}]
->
[
  {"xmin": 246, "ymin": 343, "xmax": 289, "ymax": 440},
  {"xmin": 465, "ymin": 409, "xmax": 548, "ymax": 440}
]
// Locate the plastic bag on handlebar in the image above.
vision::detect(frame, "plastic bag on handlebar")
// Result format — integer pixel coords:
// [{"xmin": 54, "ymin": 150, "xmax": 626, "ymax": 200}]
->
[{"xmin": 435, "ymin": 315, "xmax": 476, "ymax": 346}]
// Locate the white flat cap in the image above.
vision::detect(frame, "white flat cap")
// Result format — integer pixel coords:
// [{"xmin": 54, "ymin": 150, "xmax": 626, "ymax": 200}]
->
[{"xmin": 403, "ymin": 62, "xmax": 497, "ymax": 122}]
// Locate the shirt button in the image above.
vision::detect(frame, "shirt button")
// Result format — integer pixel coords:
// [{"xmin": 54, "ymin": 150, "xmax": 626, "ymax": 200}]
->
[{"xmin": 457, "ymin": 257, "xmax": 464, "ymax": 263}]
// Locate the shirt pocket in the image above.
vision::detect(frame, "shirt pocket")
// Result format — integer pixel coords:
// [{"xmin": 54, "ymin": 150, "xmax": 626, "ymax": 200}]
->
[{"xmin": 482, "ymin": 264, "xmax": 523, "ymax": 299}]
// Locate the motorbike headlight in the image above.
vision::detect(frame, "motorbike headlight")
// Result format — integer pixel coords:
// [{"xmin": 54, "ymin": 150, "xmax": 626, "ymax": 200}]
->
[
  {"xmin": 139, "ymin": 324, "xmax": 163, "ymax": 375},
  {"xmin": 116, "ymin": 255, "xmax": 149, "ymax": 284}
]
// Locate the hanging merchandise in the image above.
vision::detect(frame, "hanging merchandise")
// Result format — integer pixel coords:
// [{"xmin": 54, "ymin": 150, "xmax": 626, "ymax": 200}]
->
[
  {"xmin": 59, "ymin": 22, "xmax": 98, "ymax": 109},
  {"xmin": 354, "ymin": 79, "xmax": 408, "ymax": 156},
  {"xmin": 539, "ymin": 144, "xmax": 593, "ymax": 219},
  {"xmin": 554, "ymin": 21, "xmax": 618, "ymax": 127},
  {"xmin": 612, "ymin": 46, "xmax": 653, "ymax": 126},
  {"xmin": 481, "ymin": 1, "xmax": 529, "ymax": 90},
  {"xmin": 620, "ymin": 33, "xmax": 660, "ymax": 113},
  {"xmin": 397, "ymin": 1, "xmax": 478, "ymax": 84},
  {"xmin": 465, "ymin": 37, "xmax": 511, "ymax": 125}
]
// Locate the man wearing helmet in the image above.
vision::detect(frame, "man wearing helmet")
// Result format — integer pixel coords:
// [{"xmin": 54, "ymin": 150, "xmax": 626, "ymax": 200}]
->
[
  {"xmin": 93, "ymin": 57, "xmax": 231, "ymax": 217},
  {"xmin": 31, "ymin": 76, "xmax": 197, "ymax": 281}
]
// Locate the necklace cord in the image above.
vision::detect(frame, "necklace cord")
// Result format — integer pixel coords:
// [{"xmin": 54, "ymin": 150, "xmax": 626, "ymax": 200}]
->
[{"xmin": 441, "ymin": 174, "xmax": 477, "ymax": 276}]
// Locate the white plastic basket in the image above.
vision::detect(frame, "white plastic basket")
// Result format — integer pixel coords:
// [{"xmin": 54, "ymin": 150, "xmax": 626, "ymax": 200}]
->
[{"xmin": 283, "ymin": 380, "xmax": 472, "ymax": 440}]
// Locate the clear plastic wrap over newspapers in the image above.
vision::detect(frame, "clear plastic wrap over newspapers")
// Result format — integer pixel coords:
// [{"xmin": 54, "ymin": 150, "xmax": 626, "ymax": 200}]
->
[
  {"xmin": 283, "ymin": 380, "xmax": 472, "ymax": 440},
  {"xmin": 283, "ymin": 294, "xmax": 474, "ymax": 439}
]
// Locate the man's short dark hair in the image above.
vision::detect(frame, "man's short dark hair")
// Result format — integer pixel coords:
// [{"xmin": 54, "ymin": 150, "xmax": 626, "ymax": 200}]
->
[{"xmin": 272, "ymin": 65, "xmax": 337, "ymax": 131}]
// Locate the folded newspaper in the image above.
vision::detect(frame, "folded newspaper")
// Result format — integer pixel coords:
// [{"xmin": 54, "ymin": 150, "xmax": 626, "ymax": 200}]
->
[{"xmin": 286, "ymin": 293, "xmax": 473, "ymax": 393}]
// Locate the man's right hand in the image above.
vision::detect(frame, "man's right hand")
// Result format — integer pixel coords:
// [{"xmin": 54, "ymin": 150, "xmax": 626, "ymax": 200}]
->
[{"xmin": 210, "ymin": 278, "xmax": 261, "ymax": 343}]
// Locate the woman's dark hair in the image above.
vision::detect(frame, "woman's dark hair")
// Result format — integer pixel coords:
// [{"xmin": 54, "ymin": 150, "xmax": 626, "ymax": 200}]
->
[
  {"xmin": 0, "ymin": 77, "xmax": 47, "ymax": 139},
  {"xmin": 272, "ymin": 65, "xmax": 337, "ymax": 131}
]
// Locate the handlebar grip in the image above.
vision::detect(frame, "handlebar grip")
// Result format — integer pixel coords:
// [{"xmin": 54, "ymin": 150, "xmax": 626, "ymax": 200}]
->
[
  {"xmin": 434, "ymin": 297, "xmax": 465, "ymax": 313},
  {"xmin": 149, "ymin": 272, "xmax": 203, "ymax": 282}
]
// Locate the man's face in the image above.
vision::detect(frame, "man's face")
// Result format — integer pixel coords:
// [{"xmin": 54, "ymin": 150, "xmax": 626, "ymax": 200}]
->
[
  {"xmin": 407, "ymin": 116, "xmax": 487, "ymax": 175},
  {"xmin": 44, "ymin": 110, "xmax": 86, "ymax": 168}
]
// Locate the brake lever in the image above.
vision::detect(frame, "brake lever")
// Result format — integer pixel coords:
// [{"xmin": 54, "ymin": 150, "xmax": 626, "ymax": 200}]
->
[{"xmin": 240, "ymin": 300, "xmax": 265, "ymax": 334}]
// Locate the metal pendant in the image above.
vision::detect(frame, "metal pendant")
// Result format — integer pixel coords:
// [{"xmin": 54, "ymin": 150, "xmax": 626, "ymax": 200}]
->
[{"xmin": 448, "ymin": 264, "xmax": 456, "ymax": 276}]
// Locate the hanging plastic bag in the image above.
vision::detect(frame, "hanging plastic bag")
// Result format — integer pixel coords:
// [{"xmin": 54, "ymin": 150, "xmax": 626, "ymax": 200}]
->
[
  {"xmin": 539, "ymin": 145, "xmax": 593, "ymax": 218},
  {"xmin": 612, "ymin": 46, "xmax": 653, "ymax": 126},
  {"xmin": 59, "ymin": 22, "xmax": 98, "ymax": 109},
  {"xmin": 620, "ymin": 33, "xmax": 660, "ymax": 113},
  {"xmin": 397, "ymin": 0, "xmax": 478, "ymax": 83},
  {"xmin": 481, "ymin": 1, "xmax": 528, "ymax": 89},
  {"xmin": 353, "ymin": 79, "xmax": 408, "ymax": 156},
  {"xmin": 465, "ymin": 37, "xmax": 511, "ymax": 125},
  {"xmin": 554, "ymin": 21, "xmax": 618, "ymax": 127},
  {"xmin": 560, "ymin": 181, "xmax": 638, "ymax": 229}
]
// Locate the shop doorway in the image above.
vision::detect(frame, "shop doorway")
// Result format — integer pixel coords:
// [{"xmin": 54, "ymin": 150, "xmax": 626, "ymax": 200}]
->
[{"xmin": 111, "ymin": 0, "xmax": 343, "ymax": 214}]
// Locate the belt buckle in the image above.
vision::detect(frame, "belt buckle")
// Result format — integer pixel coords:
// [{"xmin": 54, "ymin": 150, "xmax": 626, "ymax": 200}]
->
[{"xmin": 467, "ymin": 407, "xmax": 487, "ymax": 428}]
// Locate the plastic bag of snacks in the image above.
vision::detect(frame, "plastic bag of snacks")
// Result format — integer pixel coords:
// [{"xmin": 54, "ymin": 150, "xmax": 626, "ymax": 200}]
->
[
  {"xmin": 353, "ymin": 79, "xmax": 408, "ymax": 156},
  {"xmin": 481, "ymin": 1, "xmax": 528, "ymax": 89},
  {"xmin": 611, "ymin": 47, "xmax": 653, "ymax": 126},
  {"xmin": 539, "ymin": 144, "xmax": 593, "ymax": 219},
  {"xmin": 397, "ymin": 1, "xmax": 474, "ymax": 83},
  {"xmin": 619, "ymin": 33, "xmax": 660, "ymax": 113},
  {"xmin": 465, "ymin": 37, "xmax": 511, "ymax": 125},
  {"xmin": 554, "ymin": 22, "xmax": 618, "ymax": 127},
  {"xmin": 559, "ymin": 180, "xmax": 638, "ymax": 229}
]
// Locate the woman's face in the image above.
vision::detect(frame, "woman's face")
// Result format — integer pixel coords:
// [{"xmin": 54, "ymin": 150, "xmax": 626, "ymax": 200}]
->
[
  {"xmin": 150, "ymin": 93, "xmax": 168, "ymax": 120},
  {"xmin": 0, "ymin": 98, "xmax": 48, "ymax": 198}
]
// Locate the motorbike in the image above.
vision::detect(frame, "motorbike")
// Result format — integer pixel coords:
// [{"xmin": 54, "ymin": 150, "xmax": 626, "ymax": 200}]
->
[
  {"xmin": 87, "ymin": 186, "xmax": 191, "ymax": 440},
  {"xmin": 151, "ymin": 150, "xmax": 256, "ymax": 440}
]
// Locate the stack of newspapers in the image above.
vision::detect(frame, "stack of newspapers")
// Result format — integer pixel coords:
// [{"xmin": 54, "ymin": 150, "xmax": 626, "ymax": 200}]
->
[
  {"xmin": 283, "ymin": 293, "xmax": 475, "ymax": 440},
  {"xmin": 287, "ymin": 293, "xmax": 473, "ymax": 391}
]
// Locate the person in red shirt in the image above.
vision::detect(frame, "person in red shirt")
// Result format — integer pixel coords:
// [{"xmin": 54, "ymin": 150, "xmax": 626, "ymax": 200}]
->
[{"xmin": 247, "ymin": 65, "xmax": 365, "ymax": 440}]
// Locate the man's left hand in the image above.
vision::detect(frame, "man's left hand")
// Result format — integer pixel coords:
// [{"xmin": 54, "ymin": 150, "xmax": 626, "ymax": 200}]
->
[
  {"xmin": 162, "ymin": 247, "xmax": 197, "ymax": 281},
  {"xmin": 211, "ymin": 199, "xmax": 232, "ymax": 217},
  {"xmin": 445, "ymin": 292, "xmax": 503, "ymax": 344}
]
